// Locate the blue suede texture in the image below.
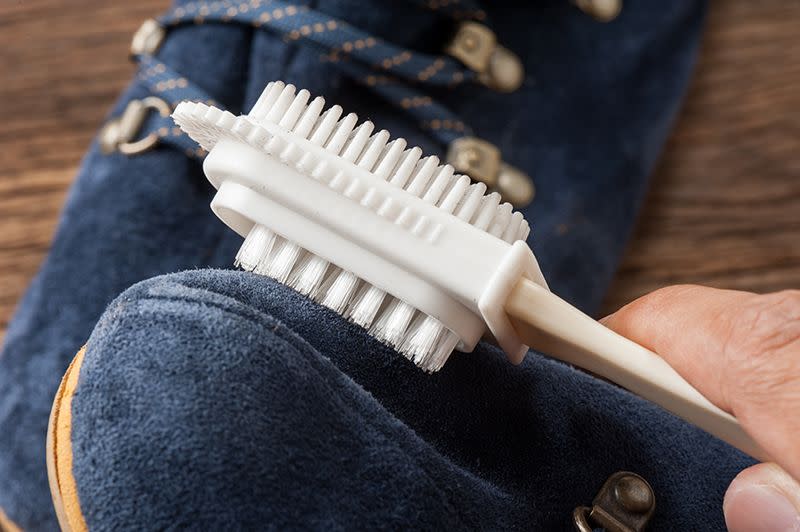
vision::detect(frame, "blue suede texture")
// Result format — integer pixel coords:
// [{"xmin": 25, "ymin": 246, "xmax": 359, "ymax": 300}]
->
[
  {"xmin": 0, "ymin": 1, "xmax": 751, "ymax": 530},
  {"xmin": 74, "ymin": 271, "xmax": 750, "ymax": 530}
]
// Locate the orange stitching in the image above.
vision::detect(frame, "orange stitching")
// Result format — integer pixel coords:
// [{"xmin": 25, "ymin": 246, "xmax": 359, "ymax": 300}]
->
[
  {"xmin": 417, "ymin": 58, "xmax": 445, "ymax": 81},
  {"xmin": 400, "ymin": 96, "xmax": 432, "ymax": 109},
  {"xmin": 325, "ymin": 34, "xmax": 377, "ymax": 62},
  {"xmin": 423, "ymin": 119, "xmax": 467, "ymax": 132}
]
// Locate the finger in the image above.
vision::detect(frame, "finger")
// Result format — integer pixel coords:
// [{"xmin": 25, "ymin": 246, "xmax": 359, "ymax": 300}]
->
[
  {"xmin": 724, "ymin": 463, "xmax": 800, "ymax": 532},
  {"xmin": 600, "ymin": 285, "xmax": 753, "ymax": 411},
  {"xmin": 601, "ymin": 285, "xmax": 800, "ymax": 478}
]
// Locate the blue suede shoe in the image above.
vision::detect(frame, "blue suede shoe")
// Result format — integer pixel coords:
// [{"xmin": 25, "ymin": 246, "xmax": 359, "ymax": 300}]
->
[
  {"xmin": 0, "ymin": 1, "xmax": 738, "ymax": 530},
  {"xmin": 48, "ymin": 271, "xmax": 750, "ymax": 530}
]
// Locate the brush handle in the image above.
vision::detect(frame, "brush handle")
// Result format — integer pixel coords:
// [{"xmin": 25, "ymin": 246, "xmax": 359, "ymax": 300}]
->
[{"xmin": 506, "ymin": 278, "xmax": 769, "ymax": 461}]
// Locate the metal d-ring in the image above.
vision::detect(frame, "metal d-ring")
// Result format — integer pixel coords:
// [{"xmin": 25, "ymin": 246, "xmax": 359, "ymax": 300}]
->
[{"xmin": 99, "ymin": 96, "xmax": 172, "ymax": 156}]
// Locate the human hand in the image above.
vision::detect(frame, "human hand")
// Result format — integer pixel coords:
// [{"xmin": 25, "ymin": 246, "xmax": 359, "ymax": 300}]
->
[{"xmin": 601, "ymin": 285, "xmax": 800, "ymax": 532}]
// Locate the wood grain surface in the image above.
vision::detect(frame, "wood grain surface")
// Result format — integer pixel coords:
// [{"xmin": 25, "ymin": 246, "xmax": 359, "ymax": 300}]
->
[{"xmin": 1, "ymin": 2, "xmax": 798, "ymax": 341}]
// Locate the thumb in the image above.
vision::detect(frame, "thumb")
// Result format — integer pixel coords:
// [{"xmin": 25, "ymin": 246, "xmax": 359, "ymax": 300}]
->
[
  {"xmin": 601, "ymin": 285, "xmax": 800, "ymax": 479},
  {"xmin": 724, "ymin": 463, "xmax": 800, "ymax": 532}
]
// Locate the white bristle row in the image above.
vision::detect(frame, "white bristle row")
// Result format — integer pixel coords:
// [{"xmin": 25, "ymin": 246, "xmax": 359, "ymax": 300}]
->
[{"xmin": 176, "ymin": 81, "xmax": 530, "ymax": 372}]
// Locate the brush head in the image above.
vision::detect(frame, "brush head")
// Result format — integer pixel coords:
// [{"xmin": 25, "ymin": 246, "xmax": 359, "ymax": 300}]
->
[{"xmin": 173, "ymin": 81, "xmax": 534, "ymax": 371}]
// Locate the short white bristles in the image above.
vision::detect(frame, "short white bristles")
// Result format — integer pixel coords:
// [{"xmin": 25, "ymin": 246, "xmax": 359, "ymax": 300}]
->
[{"xmin": 179, "ymin": 81, "xmax": 530, "ymax": 372}]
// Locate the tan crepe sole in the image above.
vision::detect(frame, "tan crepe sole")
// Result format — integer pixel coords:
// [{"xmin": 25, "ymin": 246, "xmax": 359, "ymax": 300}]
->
[
  {"xmin": 0, "ymin": 507, "xmax": 23, "ymax": 532},
  {"xmin": 46, "ymin": 346, "xmax": 89, "ymax": 532}
]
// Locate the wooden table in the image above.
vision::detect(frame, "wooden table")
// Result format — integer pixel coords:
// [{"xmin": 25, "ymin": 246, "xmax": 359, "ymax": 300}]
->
[{"xmin": 1, "ymin": 2, "xmax": 798, "ymax": 340}]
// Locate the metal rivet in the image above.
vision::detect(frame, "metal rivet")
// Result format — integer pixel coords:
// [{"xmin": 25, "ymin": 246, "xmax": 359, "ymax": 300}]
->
[
  {"xmin": 444, "ymin": 22, "xmax": 495, "ymax": 73},
  {"xmin": 446, "ymin": 136, "xmax": 501, "ymax": 188},
  {"xmin": 456, "ymin": 147, "xmax": 481, "ymax": 168},
  {"xmin": 461, "ymin": 33, "xmax": 478, "ymax": 52}
]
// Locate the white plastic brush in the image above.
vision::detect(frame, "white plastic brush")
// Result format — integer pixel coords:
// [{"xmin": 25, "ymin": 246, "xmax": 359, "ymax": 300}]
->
[{"xmin": 173, "ymin": 81, "xmax": 768, "ymax": 461}]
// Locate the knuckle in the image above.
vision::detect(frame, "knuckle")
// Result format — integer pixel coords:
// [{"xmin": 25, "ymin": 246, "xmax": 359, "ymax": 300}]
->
[
  {"xmin": 625, "ymin": 284, "xmax": 699, "ymax": 317},
  {"xmin": 722, "ymin": 291, "xmax": 800, "ymax": 417},
  {"xmin": 725, "ymin": 290, "xmax": 800, "ymax": 370}
]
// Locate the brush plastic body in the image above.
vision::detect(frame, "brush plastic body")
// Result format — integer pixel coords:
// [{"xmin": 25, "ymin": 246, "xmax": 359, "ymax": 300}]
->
[
  {"xmin": 174, "ymin": 82, "xmax": 542, "ymax": 370},
  {"xmin": 173, "ymin": 81, "xmax": 768, "ymax": 461}
]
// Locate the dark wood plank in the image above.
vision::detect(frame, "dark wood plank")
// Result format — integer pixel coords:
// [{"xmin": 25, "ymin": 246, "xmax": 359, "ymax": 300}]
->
[
  {"xmin": 0, "ymin": 0, "xmax": 169, "ymax": 339},
  {"xmin": 0, "ymin": 1, "xmax": 798, "ymax": 342},
  {"xmin": 602, "ymin": 2, "xmax": 800, "ymax": 313}
]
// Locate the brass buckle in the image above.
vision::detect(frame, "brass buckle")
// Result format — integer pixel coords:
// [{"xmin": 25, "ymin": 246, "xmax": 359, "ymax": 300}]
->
[
  {"xmin": 446, "ymin": 136, "xmax": 535, "ymax": 207},
  {"xmin": 444, "ymin": 21, "xmax": 524, "ymax": 92},
  {"xmin": 130, "ymin": 18, "xmax": 166, "ymax": 57},
  {"xmin": 573, "ymin": 472, "xmax": 655, "ymax": 532},
  {"xmin": 98, "ymin": 97, "xmax": 172, "ymax": 155}
]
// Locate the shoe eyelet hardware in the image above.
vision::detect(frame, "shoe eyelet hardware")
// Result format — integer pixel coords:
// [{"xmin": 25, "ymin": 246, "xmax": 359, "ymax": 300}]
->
[
  {"xmin": 574, "ymin": 0, "xmax": 622, "ymax": 22},
  {"xmin": 99, "ymin": 96, "xmax": 172, "ymax": 155},
  {"xmin": 573, "ymin": 471, "xmax": 655, "ymax": 532},
  {"xmin": 444, "ymin": 21, "xmax": 524, "ymax": 93},
  {"xmin": 130, "ymin": 18, "xmax": 166, "ymax": 58},
  {"xmin": 446, "ymin": 136, "xmax": 535, "ymax": 207}
]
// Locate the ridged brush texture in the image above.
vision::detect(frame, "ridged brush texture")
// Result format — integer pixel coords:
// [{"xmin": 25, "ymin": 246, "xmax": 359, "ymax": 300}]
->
[{"xmin": 173, "ymin": 81, "xmax": 530, "ymax": 371}]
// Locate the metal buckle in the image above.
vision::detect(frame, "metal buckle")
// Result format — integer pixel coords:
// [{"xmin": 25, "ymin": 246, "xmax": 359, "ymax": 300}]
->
[
  {"xmin": 573, "ymin": 472, "xmax": 655, "ymax": 532},
  {"xmin": 130, "ymin": 18, "xmax": 166, "ymax": 57},
  {"xmin": 446, "ymin": 136, "xmax": 535, "ymax": 207},
  {"xmin": 574, "ymin": 0, "xmax": 622, "ymax": 22},
  {"xmin": 98, "ymin": 97, "xmax": 172, "ymax": 155},
  {"xmin": 444, "ymin": 22, "xmax": 524, "ymax": 93}
]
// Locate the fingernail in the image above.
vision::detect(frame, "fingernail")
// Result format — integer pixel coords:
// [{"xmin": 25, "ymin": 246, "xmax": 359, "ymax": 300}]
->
[{"xmin": 724, "ymin": 484, "xmax": 800, "ymax": 532}]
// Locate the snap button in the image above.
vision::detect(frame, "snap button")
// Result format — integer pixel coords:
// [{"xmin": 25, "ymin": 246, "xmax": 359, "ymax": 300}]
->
[
  {"xmin": 99, "ymin": 96, "xmax": 172, "ymax": 155},
  {"xmin": 573, "ymin": 471, "xmax": 655, "ymax": 532},
  {"xmin": 130, "ymin": 18, "xmax": 166, "ymax": 57},
  {"xmin": 444, "ymin": 21, "xmax": 524, "ymax": 92},
  {"xmin": 446, "ymin": 136, "xmax": 535, "ymax": 207},
  {"xmin": 574, "ymin": 0, "xmax": 622, "ymax": 22}
]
